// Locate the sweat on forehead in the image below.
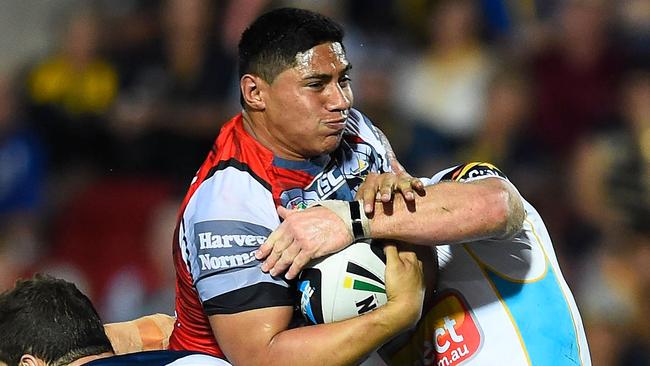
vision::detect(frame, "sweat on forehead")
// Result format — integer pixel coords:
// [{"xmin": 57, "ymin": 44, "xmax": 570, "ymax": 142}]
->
[{"xmin": 294, "ymin": 42, "xmax": 349, "ymax": 75}]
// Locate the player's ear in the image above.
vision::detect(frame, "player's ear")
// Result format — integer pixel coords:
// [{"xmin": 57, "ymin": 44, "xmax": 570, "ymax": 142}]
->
[
  {"xmin": 19, "ymin": 354, "xmax": 41, "ymax": 366},
  {"xmin": 240, "ymin": 74, "xmax": 267, "ymax": 111}
]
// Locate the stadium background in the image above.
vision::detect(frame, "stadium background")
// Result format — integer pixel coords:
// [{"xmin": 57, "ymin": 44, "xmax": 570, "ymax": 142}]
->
[{"xmin": 0, "ymin": 0, "xmax": 648, "ymax": 364}]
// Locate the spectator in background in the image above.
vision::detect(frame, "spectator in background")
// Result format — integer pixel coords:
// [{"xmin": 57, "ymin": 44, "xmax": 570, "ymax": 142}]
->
[
  {"xmin": 616, "ymin": 0, "xmax": 650, "ymax": 59},
  {"xmin": 0, "ymin": 72, "xmax": 45, "ymax": 291},
  {"xmin": 520, "ymin": 0, "xmax": 626, "ymax": 268},
  {"xmin": 462, "ymin": 67, "xmax": 532, "ymax": 170},
  {"xmin": 110, "ymin": 0, "xmax": 238, "ymax": 184},
  {"xmin": 529, "ymin": 0, "xmax": 623, "ymax": 159},
  {"xmin": 571, "ymin": 67, "xmax": 650, "ymax": 235},
  {"xmin": 395, "ymin": 0, "xmax": 496, "ymax": 175},
  {"xmin": 25, "ymin": 5, "xmax": 118, "ymax": 170},
  {"xmin": 571, "ymin": 66, "xmax": 650, "ymax": 366}
]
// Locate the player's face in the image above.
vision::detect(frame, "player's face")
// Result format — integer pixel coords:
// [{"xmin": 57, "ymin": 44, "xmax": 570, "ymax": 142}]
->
[{"xmin": 263, "ymin": 42, "xmax": 353, "ymax": 159}]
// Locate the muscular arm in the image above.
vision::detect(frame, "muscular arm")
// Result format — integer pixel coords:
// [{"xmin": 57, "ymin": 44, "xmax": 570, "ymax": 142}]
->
[
  {"xmin": 258, "ymin": 176, "xmax": 524, "ymax": 279},
  {"xmin": 369, "ymin": 177, "xmax": 525, "ymax": 245},
  {"xmin": 211, "ymin": 244, "xmax": 423, "ymax": 366},
  {"xmin": 211, "ymin": 305, "xmax": 399, "ymax": 366}
]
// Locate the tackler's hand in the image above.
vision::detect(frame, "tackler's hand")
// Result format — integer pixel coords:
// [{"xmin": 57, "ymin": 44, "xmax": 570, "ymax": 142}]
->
[
  {"xmin": 255, "ymin": 204, "xmax": 354, "ymax": 280},
  {"xmin": 355, "ymin": 172, "xmax": 425, "ymax": 214}
]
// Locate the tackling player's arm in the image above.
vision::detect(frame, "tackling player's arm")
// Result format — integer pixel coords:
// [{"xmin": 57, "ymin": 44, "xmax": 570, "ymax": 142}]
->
[
  {"xmin": 209, "ymin": 244, "xmax": 424, "ymax": 366},
  {"xmin": 257, "ymin": 163, "xmax": 525, "ymax": 279},
  {"xmin": 369, "ymin": 176, "xmax": 524, "ymax": 245}
]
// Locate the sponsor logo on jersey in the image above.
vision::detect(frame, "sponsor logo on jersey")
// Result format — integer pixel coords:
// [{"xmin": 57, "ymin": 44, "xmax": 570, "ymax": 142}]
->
[
  {"xmin": 315, "ymin": 166, "xmax": 347, "ymax": 198},
  {"xmin": 389, "ymin": 290, "xmax": 482, "ymax": 366},
  {"xmin": 279, "ymin": 140, "xmax": 384, "ymax": 209},
  {"xmin": 425, "ymin": 290, "xmax": 481, "ymax": 366},
  {"xmin": 445, "ymin": 162, "xmax": 507, "ymax": 182},
  {"xmin": 198, "ymin": 250, "xmax": 257, "ymax": 270},
  {"xmin": 193, "ymin": 220, "xmax": 271, "ymax": 252},
  {"xmin": 197, "ymin": 232, "xmax": 266, "ymax": 249}
]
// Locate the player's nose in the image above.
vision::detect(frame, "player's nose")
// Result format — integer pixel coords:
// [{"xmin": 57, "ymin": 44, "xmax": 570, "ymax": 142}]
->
[{"xmin": 326, "ymin": 84, "xmax": 352, "ymax": 112}]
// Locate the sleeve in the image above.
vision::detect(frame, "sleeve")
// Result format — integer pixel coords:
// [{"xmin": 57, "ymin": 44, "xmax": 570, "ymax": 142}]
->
[
  {"xmin": 179, "ymin": 164, "xmax": 295, "ymax": 315},
  {"xmin": 424, "ymin": 162, "xmax": 546, "ymax": 281},
  {"xmin": 421, "ymin": 162, "xmax": 509, "ymax": 186}
]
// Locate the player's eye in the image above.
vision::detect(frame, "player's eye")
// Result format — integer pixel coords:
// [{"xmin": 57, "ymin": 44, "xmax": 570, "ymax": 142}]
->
[
  {"xmin": 307, "ymin": 81, "xmax": 324, "ymax": 89},
  {"xmin": 339, "ymin": 76, "xmax": 351, "ymax": 88}
]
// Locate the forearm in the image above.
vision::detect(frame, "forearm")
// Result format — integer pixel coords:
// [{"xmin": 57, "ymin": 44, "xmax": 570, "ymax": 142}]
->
[
  {"xmin": 369, "ymin": 178, "xmax": 524, "ymax": 245},
  {"xmin": 214, "ymin": 301, "xmax": 417, "ymax": 366},
  {"xmin": 266, "ymin": 305, "xmax": 410, "ymax": 366}
]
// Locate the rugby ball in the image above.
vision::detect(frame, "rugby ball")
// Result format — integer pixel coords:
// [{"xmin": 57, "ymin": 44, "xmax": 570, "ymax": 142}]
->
[{"xmin": 297, "ymin": 240, "xmax": 387, "ymax": 324}]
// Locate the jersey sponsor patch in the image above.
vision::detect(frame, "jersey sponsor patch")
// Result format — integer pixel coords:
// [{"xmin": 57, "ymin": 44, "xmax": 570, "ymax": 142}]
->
[
  {"xmin": 442, "ymin": 162, "xmax": 507, "ymax": 182},
  {"xmin": 193, "ymin": 220, "xmax": 270, "ymax": 276},
  {"xmin": 389, "ymin": 289, "xmax": 482, "ymax": 366}
]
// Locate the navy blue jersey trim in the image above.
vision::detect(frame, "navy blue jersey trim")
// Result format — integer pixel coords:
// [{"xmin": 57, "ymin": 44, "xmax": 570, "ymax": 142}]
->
[
  {"xmin": 85, "ymin": 350, "xmax": 221, "ymax": 365},
  {"xmin": 203, "ymin": 282, "xmax": 295, "ymax": 315},
  {"xmin": 272, "ymin": 155, "xmax": 329, "ymax": 176},
  {"xmin": 206, "ymin": 158, "xmax": 271, "ymax": 192}
]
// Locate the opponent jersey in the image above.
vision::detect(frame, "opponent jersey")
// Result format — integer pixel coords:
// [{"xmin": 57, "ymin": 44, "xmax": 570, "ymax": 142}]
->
[
  {"xmin": 387, "ymin": 163, "xmax": 591, "ymax": 366},
  {"xmin": 85, "ymin": 350, "xmax": 231, "ymax": 365},
  {"xmin": 169, "ymin": 109, "xmax": 391, "ymax": 356}
]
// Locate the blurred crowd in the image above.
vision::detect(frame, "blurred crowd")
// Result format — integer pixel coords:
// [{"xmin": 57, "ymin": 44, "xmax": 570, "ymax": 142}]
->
[{"xmin": 0, "ymin": 0, "xmax": 648, "ymax": 364}]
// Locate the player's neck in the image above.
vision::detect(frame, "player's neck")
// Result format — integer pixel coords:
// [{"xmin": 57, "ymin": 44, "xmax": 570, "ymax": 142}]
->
[
  {"xmin": 242, "ymin": 110, "xmax": 307, "ymax": 161},
  {"xmin": 68, "ymin": 352, "xmax": 114, "ymax": 365}
]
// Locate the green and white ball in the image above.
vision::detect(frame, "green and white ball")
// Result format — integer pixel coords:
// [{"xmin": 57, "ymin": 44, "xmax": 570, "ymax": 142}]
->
[{"xmin": 298, "ymin": 241, "xmax": 387, "ymax": 324}]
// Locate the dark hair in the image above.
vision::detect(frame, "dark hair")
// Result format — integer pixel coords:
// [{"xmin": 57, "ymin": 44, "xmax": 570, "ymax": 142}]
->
[
  {"xmin": 238, "ymin": 7, "xmax": 345, "ymax": 84},
  {"xmin": 0, "ymin": 274, "xmax": 113, "ymax": 366}
]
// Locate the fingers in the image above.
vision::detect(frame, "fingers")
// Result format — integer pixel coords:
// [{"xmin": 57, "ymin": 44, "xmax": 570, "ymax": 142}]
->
[
  {"xmin": 410, "ymin": 178, "xmax": 426, "ymax": 196},
  {"xmin": 384, "ymin": 242, "xmax": 420, "ymax": 266},
  {"xmin": 397, "ymin": 247, "xmax": 420, "ymax": 264},
  {"xmin": 356, "ymin": 173, "xmax": 380, "ymax": 214},
  {"xmin": 285, "ymin": 252, "xmax": 312, "ymax": 280},
  {"xmin": 256, "ymin": 206, "xmax": 298, "ymax": 261},
  {"xmin": 268, "ymin": 242, "xmax": 300, "ymax": 277},
  {"xmin": 396, "ymin": 178, "xmax": 416, "ymax": 201},
  {"xmin": 258, "ymin": 229, "xmax": 292, "ymax": 271},
  {"xmin": 255, "ymin": 239, "xmax": 273, "ymax": 261},
  {"xmin": 379, "ymin": 176, "xmax": 396, "ymax": 203},
  {"xmin": 396, "ymin": 176, "xmax": 426, "ymax": 201}
]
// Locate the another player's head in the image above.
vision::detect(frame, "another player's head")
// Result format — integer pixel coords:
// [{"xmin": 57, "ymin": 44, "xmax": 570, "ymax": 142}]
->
[
  {"xmin": 238, "ymin": 7, "xmax": 353, "ymax": 159},
  {"xmin": 0, "ymin": 274, "xmax": 113, "ymax": 366}
]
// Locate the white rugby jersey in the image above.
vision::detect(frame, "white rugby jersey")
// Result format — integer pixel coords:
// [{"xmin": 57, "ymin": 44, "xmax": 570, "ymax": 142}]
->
[
  {"xmin": 386, "ymin": 163, "xmax": 591, "ymax": 366},
  {"xmin": 169, "ymin": 109, "xmax": 392, "ymax": 356}
]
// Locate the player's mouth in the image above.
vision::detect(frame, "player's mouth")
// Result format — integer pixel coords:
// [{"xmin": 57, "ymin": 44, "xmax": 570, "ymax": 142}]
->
[{"xmin": 322, "ymin": 117, "xmax": 347, "ymax": 131}]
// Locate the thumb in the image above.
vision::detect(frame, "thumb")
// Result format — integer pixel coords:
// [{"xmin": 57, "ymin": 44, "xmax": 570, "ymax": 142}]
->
[
  {"xmin": 383, "ymin": 243, "xmax": 398, "ymax": 263},
  {"xmin": 276, "ymin": 205, "xmax": 293, "ymax": 219}
]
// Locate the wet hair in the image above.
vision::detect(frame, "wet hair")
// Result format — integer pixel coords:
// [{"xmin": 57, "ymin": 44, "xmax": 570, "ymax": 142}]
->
[
  {"xmin": 238, "ymin": 7, "xmax": 345, "ymax": 84},
  {"xmin": 0, "ymin": 274, "xmax": 113, "ymax": 366}
]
